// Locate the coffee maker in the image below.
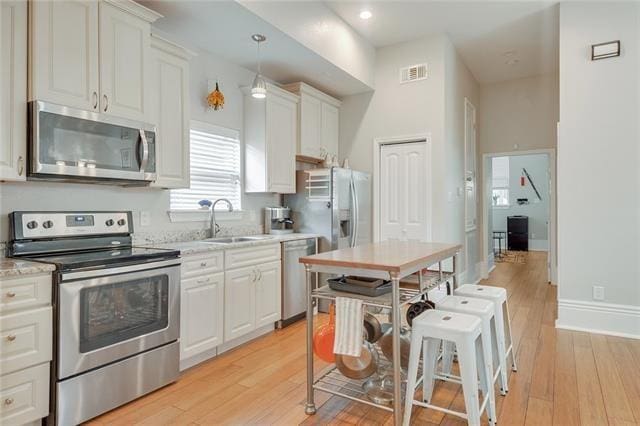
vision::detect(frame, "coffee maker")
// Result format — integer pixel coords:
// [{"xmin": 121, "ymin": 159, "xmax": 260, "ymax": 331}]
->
[{"xmin": 264, "ymin": 207, "xmax": 294, "ymax": 234}]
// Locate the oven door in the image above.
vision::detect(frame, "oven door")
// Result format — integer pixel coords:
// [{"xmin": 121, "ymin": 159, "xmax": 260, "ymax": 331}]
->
[
  {"xmin": 58, "ymin": 262, "xmax": 179, "ymax": 379},
  {"xmin": 30, "ymin": 100, "xmax": 156, "ymax": 182}
]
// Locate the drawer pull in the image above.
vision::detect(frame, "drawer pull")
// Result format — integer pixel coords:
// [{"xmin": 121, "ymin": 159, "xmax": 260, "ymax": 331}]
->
[
  {"xmin": 4, "ymin": 398, "xmax": 13, "ymax": 406},
  {"xmin": 6, "ymin": 334, "xmax": 16, "ymax": 342},
  {"xmin": 197, "ymin": 278, "xmax": 211, "ymax": 284},
  {"xmin": 6, "ymin": 291, "xmax": 16, "ymax": 298},
  {"xmin": 200, "ymin": 262, "xmax": 208, "ymax": 267}
]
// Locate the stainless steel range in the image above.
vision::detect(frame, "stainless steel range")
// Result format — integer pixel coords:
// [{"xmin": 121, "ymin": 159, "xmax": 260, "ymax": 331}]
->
[{"xmin": 8, "ymin": 211, "xmax": 181, "ymax": 426}]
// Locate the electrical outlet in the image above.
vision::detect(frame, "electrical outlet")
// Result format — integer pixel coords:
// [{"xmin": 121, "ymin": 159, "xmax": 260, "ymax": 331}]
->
[
  {"xmin": 140, "ymin": 211, "xmax": 151, "ymax": 227},
  {"xmin": 592, "ymin": 286, "xmax": 605, "ymax": 301}
]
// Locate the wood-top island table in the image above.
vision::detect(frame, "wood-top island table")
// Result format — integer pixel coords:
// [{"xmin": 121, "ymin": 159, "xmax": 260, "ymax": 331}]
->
[{"xmin": 299, "ymin": 240, "xmax": 462, "ymax": 426}]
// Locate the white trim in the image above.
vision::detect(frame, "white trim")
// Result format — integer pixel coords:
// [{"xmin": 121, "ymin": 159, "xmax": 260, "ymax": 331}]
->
[
  {"xmin": 556, "ymin": 299, "xmax": 640, "ymax": 339},
  {"xmin": 190, "ymin": 120, "xmax": 240, "ymax": 140},
  {"xmin": 372, "ymin": 133, "xmax": 432, "ymax": 243},
  {"xmin": 481, "ymin": 148, "xmax": 557, "ymax": 285},
  {"xmin": 167, "ymin": 209, "xmax": 247, "ymax": 223}
]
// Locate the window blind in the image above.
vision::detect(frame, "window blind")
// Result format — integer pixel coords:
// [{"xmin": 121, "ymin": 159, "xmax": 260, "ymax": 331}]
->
[
  {"xmin": 492, "ymin": 156, "xmax": 510, "ymax": 188},
  {"xmin": 170, "ymin": 121, "xmax": 241, "ymax": 211}
]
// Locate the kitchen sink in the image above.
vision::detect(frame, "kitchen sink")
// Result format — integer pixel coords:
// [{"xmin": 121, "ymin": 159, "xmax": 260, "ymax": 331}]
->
[{"xmin": 203, "ymin": 235, "xmax": 275, "ymax": 244}]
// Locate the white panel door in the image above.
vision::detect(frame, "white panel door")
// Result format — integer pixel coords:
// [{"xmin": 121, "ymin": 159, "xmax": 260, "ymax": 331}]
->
[
  {"xmin": 321, "ymin": 102, "xmax": 339, "ymax": 159},
  {"xmin": 29, "ymin": 0, "xmax": 99, "ymax": 111},
  {"xmin": 300, "ymin": 94, "xmax": 322, "ymax": 157},
  {"xmin": 224, "ymin": 266, "xmax": 256, "ymax": 342},
  {"xmin": 266, "ymin": 94, "xmax": 296, "ymax": 193},
  {"xmin": 150, "ymin": 39, "xmax": 190, "ymax": 189},
  {"xmin": 0, "ymin": 0, "xmax": 27, "ymax": 181},
  {"xmin": 99, "ymin": 1, "xmax": 149, "ymax": 121},
  {"xmin": 379, "ymin": 142, "xmax": 429, "ymax": 241},
  {"xmin": 180, "ymin": 273, "xmax": 224, "ymax": 361},
  {"xmin": 254, "ymin": 261, "xmax": 281, "ymax": 328}
]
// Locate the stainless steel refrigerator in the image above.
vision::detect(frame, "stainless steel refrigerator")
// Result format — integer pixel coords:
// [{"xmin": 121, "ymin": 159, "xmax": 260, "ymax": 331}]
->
[{"xmin": 284, "ymin": 167, "xmax": 371, "ymax": 309}]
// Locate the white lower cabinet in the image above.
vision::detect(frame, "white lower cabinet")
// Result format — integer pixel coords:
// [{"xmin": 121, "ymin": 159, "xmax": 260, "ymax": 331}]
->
[
  {"xmin": 255, "ymin": 260, "xmax": 282, "ymax": 328},
  {"xmin": 223, "ymin": 265, "xmax": 257, "ymax": 342},
  {"xmin": 180, "ymin": 272, "xmax": 224, "ymax": 361},
  {"xmin": 0, "ymin": 363, "xmax": 49, "ymax": 425},
  {"xmin": 0, "ymin": 274, "xmax": 52, "ymax": 426},
  {"xmin": 223, "ymin": 245, "xmax": 282, "ymax": 343}
]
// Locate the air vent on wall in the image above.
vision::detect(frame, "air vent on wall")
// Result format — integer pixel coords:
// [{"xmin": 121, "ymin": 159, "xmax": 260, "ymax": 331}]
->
[{"xmin": 400, "ymin": 63, "xmax": 427, "ymax": 83}]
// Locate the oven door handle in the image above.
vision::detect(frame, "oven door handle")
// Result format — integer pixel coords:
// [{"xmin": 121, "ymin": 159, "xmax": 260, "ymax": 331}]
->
[
  {"xmin": 61, "ymin": 258, "xmax": 181, "ymax": 281},
  {"xmin": 139, "ymin": 129, "xmax": 150, "ymax": 173}
]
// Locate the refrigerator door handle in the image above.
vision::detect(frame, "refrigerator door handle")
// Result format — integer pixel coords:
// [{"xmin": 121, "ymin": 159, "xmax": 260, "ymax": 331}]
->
[{"xmin": 350, "ymin": 176, "xmax": 359, "ymax": 247}]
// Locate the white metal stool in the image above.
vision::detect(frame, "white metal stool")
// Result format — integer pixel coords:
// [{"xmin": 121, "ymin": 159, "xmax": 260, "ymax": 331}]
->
[
  {"xmin": 402, "ymin": 310, "xmax": 496, "ymax": 426},
  {"xmin": 454, "ymin": 284, "xmax": 518, "ymax": 391},
  {"xmin": 437, "ymin": 295, "xmax": 507, "ymax": 396}
]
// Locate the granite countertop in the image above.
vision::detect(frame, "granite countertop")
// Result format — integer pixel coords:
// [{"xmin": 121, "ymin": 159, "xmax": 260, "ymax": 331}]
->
[
  {"xmin": 149, "ymin": 233, "xmax": 320, "ymax": 256},
  {"xmin": 0, "ymin": 258, "xmax": 56, "ymax": 278}
]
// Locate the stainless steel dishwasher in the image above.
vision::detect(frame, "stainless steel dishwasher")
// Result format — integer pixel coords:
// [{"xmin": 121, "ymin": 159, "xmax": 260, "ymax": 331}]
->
[{"xmin": 278, "ymin": 238, "xmax": 317, "ymax": 328}]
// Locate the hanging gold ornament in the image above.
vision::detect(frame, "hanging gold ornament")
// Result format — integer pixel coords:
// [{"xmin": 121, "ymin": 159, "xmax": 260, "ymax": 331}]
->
[{"xmin": 207, "ymin": 81, "xmax": 225, "ymax": 110}]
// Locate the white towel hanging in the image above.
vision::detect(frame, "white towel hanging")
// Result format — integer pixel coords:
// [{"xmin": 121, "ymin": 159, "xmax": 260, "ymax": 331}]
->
[{"xmin": 333, "ymin": 297, "xmax": 364, "ymax": 357}]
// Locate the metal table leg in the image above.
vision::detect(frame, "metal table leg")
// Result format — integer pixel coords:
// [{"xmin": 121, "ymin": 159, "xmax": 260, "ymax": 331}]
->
[
  {"xmin": 305, "ymin": 264, "xmax": 316, "ymax": 415},
  {"xmin": 391, "ymin": 274, "xmax": 402, "ymax": 426}
]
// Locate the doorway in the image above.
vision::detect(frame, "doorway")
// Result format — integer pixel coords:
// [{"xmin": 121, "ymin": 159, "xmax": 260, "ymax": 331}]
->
[
  {"xmin": 373, "ymin": 135, "xmax": 432, "ymax": 242},
  {"xmin": 482, "ymin": 149, "xmax": 556, "ymax": 283}
]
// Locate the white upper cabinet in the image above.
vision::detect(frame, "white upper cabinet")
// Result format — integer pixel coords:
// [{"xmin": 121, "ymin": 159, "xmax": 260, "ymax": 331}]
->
[
  {"xmin": 150, "ymin": 35, "xmax": 190, "ymax": 189},
  {"xmin": 244, "ymin": 84, "xmax": 298, "ymax": 194},
  {"xmin": 29, "ymin": 0, "xmax": 99, "ymax": 112},
  {"xmin": 283, "ymin": 82, "xmax": 341, "ymax": 160},
  {"xmin": 29, "ymin": 0, "xmax": 161, "ymax": 122},
  {"xmin": 0, "ymin": 0, "xmax": 27, "ymax": 181},
  {"xmin": 99, "ymin": 1, "xmax": 150, "ymax": 121}
]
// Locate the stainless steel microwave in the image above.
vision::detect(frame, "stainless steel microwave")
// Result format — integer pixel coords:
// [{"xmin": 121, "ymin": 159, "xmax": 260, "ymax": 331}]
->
[{"xmin": 29, "ymin": 101, "xmax": 157, "ymax": 185}]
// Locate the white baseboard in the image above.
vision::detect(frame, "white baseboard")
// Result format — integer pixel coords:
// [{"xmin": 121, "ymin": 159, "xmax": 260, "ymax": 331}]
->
[{"xmin": 556, "ymin": 298, "xmax": 640, "ymax": 339}]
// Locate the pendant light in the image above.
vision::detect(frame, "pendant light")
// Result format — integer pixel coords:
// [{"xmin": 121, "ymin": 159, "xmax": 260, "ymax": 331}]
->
[{"xmin": 251, "ymin": 34, "xmax": 267, "ymax": 99}]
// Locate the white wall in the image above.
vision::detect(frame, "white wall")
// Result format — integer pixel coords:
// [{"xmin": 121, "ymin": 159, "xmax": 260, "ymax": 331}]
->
[
  {"xmin": 477, "ymin": 73, "xmax": 558, "ymax": 278},
  {"xmin": 339, "ymin": 34, "xmax": 479, "ymax": 279},
  {"xmin": 557, "ymin": 2, "xmax": 639, "ymax": 337},
  {"xmin": 444, "ymin": 37, "xmax": 481, "ymax": 282},
  {"xmin": 0, "ymin": 45, "xmax": 278, "ymax": 243},
  {"xmin": 238, "ymin": 0, "xmax": 376, "ymax": 90},
  {"xmin": 491, "ymin": 154, "xmax": 549, "ymax": 251}
]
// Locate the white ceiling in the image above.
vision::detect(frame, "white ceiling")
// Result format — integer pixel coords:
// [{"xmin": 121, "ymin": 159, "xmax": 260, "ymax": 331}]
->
[
  {"xmin": 139, "ymin": 1, "xmax": 372, "ymax": 97},
  {"xmin": 325, "ymin": 1, "xmax": 559, "ymax": 84}
]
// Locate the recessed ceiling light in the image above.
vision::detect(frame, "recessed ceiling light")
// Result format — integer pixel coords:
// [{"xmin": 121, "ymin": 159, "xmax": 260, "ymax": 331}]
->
[{"xmin": 359, "ymin": 10, "xmax": 372, "ymax": 20}]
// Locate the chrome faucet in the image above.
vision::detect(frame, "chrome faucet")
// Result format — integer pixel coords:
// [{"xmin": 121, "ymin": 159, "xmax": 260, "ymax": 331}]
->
[{"xmin": 199, "ymin": 199, "xmax": 234, "ymax": 238}]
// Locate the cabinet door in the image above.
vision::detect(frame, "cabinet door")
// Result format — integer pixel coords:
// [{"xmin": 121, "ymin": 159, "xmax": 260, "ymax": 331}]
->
[
  {"xmin": 266, "ymin": 94, "xmax": 297, "ymax": 193},
  {"xmin": 321, "ymin": 102, "xmax": 339, "ymax": 159},
  {"xmin": 150, "ymin": 41, "xmax": 190, "ymax": 189},
  {"xmin": 99, "ymin": 1, "xmax": 149, "ymax": 121},
  {"xmin": 299, "ymin": 94, "xmax": 322, "ymax": 158},
  {"xmin": 29, "ymin": 0, "xmax": 99, "ymax": 111},
  {"xmin": 224, "ymin": 265, "xmax": 256, "ymax": 342},
  {"xmin": 180, "ymin": 273, "xmax": 224, "ymax": 360},
  {"xmin": 255, "ymin": 260, "xmax": 281, "ymax": 328},
  {"xmin": 0, "ymin": 0, "xmax": 27, "ymax": 181}
]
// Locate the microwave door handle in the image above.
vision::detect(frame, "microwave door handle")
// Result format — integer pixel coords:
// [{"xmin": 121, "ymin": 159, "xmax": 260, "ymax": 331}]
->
[{"xmin": 138, "ymin": 129, "xmax": 149, "ymax": 172}]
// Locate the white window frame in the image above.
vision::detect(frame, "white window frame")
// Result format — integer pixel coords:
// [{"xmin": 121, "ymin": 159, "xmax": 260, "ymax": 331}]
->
[
  {"xmin": 491, "ymin": 156, "xmax": 510, "ymax": 208},
  {"xmin": 168, "ymin": 121, "xmax": 245, "ymax": 223}
]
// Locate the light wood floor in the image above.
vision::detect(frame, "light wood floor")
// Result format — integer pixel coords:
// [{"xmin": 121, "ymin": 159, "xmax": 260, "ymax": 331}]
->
[{"xmin": 92, "ymin": 252, "xmax": 640, "ymax": 425}]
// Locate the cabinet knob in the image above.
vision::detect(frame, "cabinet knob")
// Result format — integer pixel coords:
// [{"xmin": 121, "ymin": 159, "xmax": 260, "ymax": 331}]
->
[
  {"xmin": 6, "ymin": 292, "xmax": 16, "ymax": 298},
  {"xmin": 200, "ymin": 262, "xmax": 207, "ymax": 267},
  {"xmin": 4, "ymin": 398, "xmax": 13, "ymax": 406},
  {"xmin": 6, "ymin": 334, "xmax": 16, "ymax": 342},
  {"xmin": 17, "ymin": 156, "xmax": 24, "ymax": 176}
]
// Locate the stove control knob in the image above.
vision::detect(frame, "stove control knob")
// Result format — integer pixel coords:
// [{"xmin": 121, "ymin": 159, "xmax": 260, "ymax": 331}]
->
[
  {"xmin": 105, "ymin": 219, "xmax": 114, "ymax": 227},
  {"xmin": 26, "ymin": 221, "xmax": 38, "ymax": 230},
  {"xmin": 42, "ymin": 220, "xmax": 53, "ymax": 229},
  {"xmin": 117, "ymin": 219, "xmax": 126, "ymax": 227}
]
